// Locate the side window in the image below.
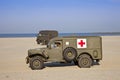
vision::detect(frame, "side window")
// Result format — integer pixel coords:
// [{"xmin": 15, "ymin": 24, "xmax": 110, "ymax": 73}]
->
[
  {"xmin": 55, "ymin": 42, "xmax": 61, "ymax": 48},
  {"xmin": 51, "ymin": 41, "xmax": 61, "ymax": 48}
]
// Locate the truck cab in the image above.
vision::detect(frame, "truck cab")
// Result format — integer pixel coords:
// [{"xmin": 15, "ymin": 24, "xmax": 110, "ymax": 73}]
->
[{"xmin": 26, "ymin": 36, "xmax": 102, "ymax": 70}]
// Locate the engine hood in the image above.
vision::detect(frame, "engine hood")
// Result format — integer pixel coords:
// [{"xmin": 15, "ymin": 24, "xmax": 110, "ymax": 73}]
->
[{"xmin": 28, "ymin": 48, "xmax": 47, "ymax": 56}]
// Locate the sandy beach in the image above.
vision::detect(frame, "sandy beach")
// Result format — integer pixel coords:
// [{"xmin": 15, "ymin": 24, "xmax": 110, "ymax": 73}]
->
[{"xmin": 0, "ymin": 36, "xmax": 120, "ymax": 80}]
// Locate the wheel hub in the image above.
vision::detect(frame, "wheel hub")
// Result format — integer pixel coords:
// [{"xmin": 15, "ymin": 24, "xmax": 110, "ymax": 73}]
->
[
  {"xmin": 82, "ymin": 58, "xmax": 89, "ymax": 65},
  {"xmin": 33, "ymin": 60, "xmax": 40, "ymax": 68},
  {"xmin": 67, "ymin": 52, "xmax": 73, "ymax": 57}
]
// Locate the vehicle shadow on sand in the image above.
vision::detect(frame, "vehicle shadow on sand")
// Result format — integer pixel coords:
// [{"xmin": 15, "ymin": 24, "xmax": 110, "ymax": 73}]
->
[
  {"xmin": 45, "ymin": 62, "xmax": 76, "ymax": 67},
  {"xmin": 44, "ymin": 61, "xmax": 100, "ymax": 68}
]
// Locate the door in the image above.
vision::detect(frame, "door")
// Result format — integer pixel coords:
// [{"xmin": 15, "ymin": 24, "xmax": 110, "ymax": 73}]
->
[{"xmin": 47, "ymin": 40, "xmax": 63, "ymax": 61}]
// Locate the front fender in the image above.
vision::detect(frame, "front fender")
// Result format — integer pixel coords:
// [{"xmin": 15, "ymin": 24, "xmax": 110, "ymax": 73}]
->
[
  {"xmin": 28, "ymin": 48, "xmax": 49, "ymax": 60},
  {"xmin": 28, "ymin": 48, "xmax": 42, "ymax": 56}
]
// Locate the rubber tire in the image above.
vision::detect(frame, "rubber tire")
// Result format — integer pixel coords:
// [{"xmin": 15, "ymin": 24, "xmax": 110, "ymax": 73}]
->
[
  {"xmin": 63, "ymin": 47, "xmax": 77, "ymax": 62},
  {"xmin": 30, "ymin": 56, "xmax": 44, "ymax": 70},
  {"xmin": 78, "ymin": 54, "xmax": 92, "ymax": 68}
]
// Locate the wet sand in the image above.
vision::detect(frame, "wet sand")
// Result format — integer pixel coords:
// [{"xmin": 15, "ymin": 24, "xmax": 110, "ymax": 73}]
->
[{"xmin": 0, "ymin": 36, "xmax": 120, "ymax": 80}]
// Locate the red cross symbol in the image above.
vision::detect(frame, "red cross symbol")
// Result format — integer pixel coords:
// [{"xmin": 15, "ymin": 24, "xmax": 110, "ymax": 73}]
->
[
  {"xmin": 77, "ymin": 39, "xmax": 87, "ymax": 48},
  {"xmin": 78, "ymin": 40, "xmax": 85, "ymax": 47}
]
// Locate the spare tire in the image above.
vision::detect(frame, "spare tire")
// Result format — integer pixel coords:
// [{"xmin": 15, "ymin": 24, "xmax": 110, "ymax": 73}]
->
[{"xmin": 63, "ymin": 47, "xmax": 77, "ymax": 62}]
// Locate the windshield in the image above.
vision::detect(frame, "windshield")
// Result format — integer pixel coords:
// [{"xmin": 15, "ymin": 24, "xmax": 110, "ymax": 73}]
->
[
  {"xmin": 47, "ymin": 41, "xmax": 51, "ymax": 48},
  {"xmin": 47, "ymin": 40, "xmax": 55, "ymax": 48}
]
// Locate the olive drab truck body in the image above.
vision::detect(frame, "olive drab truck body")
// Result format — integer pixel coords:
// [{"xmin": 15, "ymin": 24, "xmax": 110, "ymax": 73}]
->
[{"xmin": 26, "ymin": 36, "xmax": 102, "ymax": 70}]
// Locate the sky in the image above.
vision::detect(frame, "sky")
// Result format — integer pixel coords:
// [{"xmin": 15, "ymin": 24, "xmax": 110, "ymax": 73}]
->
[{"xmin": 0, "ymin": 0, "xmax": 120, "ymax": 33}]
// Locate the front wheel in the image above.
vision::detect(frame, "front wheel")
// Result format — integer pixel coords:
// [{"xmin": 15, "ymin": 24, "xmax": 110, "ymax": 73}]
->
[
  {"xmin": 30, "ymin": 56, "xmax": 44, "ymax": 70},
  {"xmin": 63, "ymin": 47, "xmax": 77, "ymax": 62},
  {"xmin": 78, "ymin": 54, "xmax": 92, "ymax": 68}
]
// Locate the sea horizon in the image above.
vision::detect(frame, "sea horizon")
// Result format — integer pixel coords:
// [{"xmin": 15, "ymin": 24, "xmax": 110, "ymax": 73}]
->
[{"xmin": 0, "ymin": 32, "xmax": 120, "ymax": 38}]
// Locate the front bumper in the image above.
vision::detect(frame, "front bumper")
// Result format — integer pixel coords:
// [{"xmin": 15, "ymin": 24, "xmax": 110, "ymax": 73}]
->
[{"xmin": 26, "ymin": 56, "xmax": 29, "ymax": 64}]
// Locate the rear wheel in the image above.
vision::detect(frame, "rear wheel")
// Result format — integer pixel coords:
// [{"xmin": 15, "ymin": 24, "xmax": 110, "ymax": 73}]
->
[
  {"xmin": 30, "ymin": 56, "xmax": 44, "ymax": 70},
  {"xmin": 78, "ymin": 54, "xmax": 92, "ymax": 68}
]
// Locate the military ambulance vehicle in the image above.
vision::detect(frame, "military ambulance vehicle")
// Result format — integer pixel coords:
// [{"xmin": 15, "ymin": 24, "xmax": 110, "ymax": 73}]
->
[
  {"xmin": 36, "ymin": 30, "xmax": 58, "ymax": 45},
  {"xmin": 26, "ymin": 36, "xmax": 102, "ymax": 70}
]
